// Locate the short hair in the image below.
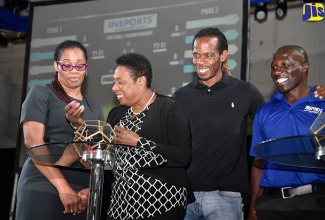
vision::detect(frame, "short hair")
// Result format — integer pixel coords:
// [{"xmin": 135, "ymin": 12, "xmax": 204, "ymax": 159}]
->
[
  {"xmin": 192, "ymin": 27, "xmax": 228, "ymax": 54},
  {"xmin": 275, "ymin": 45, "xmax": 309, "ymax": 64},
  {"xmin": 115, "ymin": 53, "xmax": 153, "ymax": 88},
  {"xmin": 54, "ymin": 40, "xmax": 88, "ymax": 62}
]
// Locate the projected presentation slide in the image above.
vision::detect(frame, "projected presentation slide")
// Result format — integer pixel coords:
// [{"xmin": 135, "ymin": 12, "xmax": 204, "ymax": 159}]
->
[{"xmin": 26, "ymin": 0, "xmax": 245, "ymax": 116}]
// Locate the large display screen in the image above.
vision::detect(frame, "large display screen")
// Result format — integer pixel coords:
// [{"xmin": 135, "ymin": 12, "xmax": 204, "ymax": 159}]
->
[
  {"xmin": 25, "ymin": 0, "xmax": 247, "ymax": 117},
  {"xmin": 17, "ymin": 0, "xmax": 247, "ymax": 168}
]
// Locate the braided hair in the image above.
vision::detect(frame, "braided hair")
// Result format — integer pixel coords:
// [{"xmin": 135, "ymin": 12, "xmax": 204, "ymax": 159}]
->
[{"xmin": 53, "ymin": 40, "xmax": 94, "ymax": 111}]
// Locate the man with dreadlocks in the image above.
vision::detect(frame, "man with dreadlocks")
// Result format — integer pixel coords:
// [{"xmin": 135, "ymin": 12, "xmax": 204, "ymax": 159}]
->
[
  {"xmin": 16, "ymin": 40, "xmax": 104, "ymax": 220},
  {"xmin": 172, "ymin": 27, "xmax": 265, "ymax": 220}
]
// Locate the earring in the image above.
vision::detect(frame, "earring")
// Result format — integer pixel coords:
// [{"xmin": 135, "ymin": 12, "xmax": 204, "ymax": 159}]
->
[
  {"xmin": 54, "ymin": 71, "xmax": 58, "ymax": 75},
  {"xmin": 85, "ymin": 72, "xmax": 88, "ymax": 76}
]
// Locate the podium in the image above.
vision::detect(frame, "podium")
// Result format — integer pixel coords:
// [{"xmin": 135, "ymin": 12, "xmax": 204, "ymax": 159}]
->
[{"xmin": 253, "ymin": 134, "xmax": 325, "ymax": 171}]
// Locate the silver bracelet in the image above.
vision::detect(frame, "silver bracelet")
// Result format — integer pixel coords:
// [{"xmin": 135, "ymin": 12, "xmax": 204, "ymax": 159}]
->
[{"xmin": 70, "ymin": 122, "xmax": 77, "ymax": 130}]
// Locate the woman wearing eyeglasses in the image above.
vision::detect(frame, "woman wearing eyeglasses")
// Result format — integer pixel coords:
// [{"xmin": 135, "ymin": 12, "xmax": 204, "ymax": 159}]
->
[{"xmin": 15, "ymin": 40, "xmax": 104, "ymax": 220}]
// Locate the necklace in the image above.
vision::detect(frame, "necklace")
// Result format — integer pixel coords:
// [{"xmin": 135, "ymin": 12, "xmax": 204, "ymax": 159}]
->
[{"xmin": 131, "ymin": 92, "xmax": 155, "ymax": 115}]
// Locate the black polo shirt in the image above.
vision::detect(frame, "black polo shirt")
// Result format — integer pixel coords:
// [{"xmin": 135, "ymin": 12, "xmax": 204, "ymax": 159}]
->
[{"xmin": 173, "ymin": 72, "xmax": 265, "ymax": 203}]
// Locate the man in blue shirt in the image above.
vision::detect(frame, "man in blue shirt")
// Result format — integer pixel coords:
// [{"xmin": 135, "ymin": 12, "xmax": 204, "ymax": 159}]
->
[{"xmin": 248, "ymin": 45, "xmax": 325, "ymax": 220}]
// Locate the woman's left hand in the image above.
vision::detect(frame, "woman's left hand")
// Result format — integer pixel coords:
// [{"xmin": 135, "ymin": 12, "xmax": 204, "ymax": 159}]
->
[
  {"xmin": 114, "ymin": 125, "xmax": 139, "ymax": 146},
  {"xmin": 77, "ymin": 188, "xmax": 89, "ymax": 212}
]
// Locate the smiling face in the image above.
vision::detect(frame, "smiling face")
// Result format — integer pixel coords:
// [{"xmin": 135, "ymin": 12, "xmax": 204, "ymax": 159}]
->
[
  {"xmin": 112, "ymin": 65, "xmax": 143, "ymax": 107},
  {"xmin": 192, "ymin": 36, "xmax": 227, "ymax": 87},
  {"xmin": 270, "ymin": 48, "xmax": 308, "ymax": 94},
  {"xmin": 54, "ymin": 47, "xmax": 87, "ymax": 91}
]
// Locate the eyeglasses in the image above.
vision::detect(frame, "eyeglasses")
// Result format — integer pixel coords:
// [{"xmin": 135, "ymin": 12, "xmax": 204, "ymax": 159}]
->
[
  {"xmin": 56, "ymin": 61, "xmax": 87, "ymax": 71},
  {"xmin": 271, "ymin": 62, "xmax": 306, "ymax": 71}
]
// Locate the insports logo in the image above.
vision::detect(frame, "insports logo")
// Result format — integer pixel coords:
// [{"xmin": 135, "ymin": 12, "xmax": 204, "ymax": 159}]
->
[
  {"xmin": 302, "ymin": 2, "xmax": 324, "ymax": 21},
  {"xmin": 104, "ymin": 14, "xmax": 157, "ymax": 33}
]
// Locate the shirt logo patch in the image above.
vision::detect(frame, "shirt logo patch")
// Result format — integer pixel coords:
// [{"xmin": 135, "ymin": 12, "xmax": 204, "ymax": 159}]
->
[{"xmin": 304, "ymin": 105, "xmax": 323, "ymax": 114}]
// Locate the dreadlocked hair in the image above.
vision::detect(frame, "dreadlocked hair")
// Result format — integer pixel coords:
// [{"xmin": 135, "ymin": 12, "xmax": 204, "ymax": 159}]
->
[
  {"xmin": 222, "ymin": 56, "xmax": 231, "ymax": 76},
  {"xmin": 193, "ymin": 28, "xmax": 231, "ymax": 76},
  {"xmin": 52, "ymin": 74, "xmax": 94, "ymax": 111}
]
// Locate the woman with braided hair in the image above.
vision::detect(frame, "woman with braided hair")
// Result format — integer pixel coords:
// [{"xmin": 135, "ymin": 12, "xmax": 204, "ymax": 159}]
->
[{"xmin": 15, "ymin": 40, "xmax": 104, "ymax": 220}]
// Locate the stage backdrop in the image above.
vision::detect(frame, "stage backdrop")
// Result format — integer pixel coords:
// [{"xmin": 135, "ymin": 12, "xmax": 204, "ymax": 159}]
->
[{"xmin": 17, "ymin": 0, "xmax": 248, "ymax": 168}]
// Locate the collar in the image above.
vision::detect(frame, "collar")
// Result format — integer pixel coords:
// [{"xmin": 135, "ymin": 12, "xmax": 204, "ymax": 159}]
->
[{"xmin": 273, "ymin": 86, "xmax": 319, "ymax": 102}]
